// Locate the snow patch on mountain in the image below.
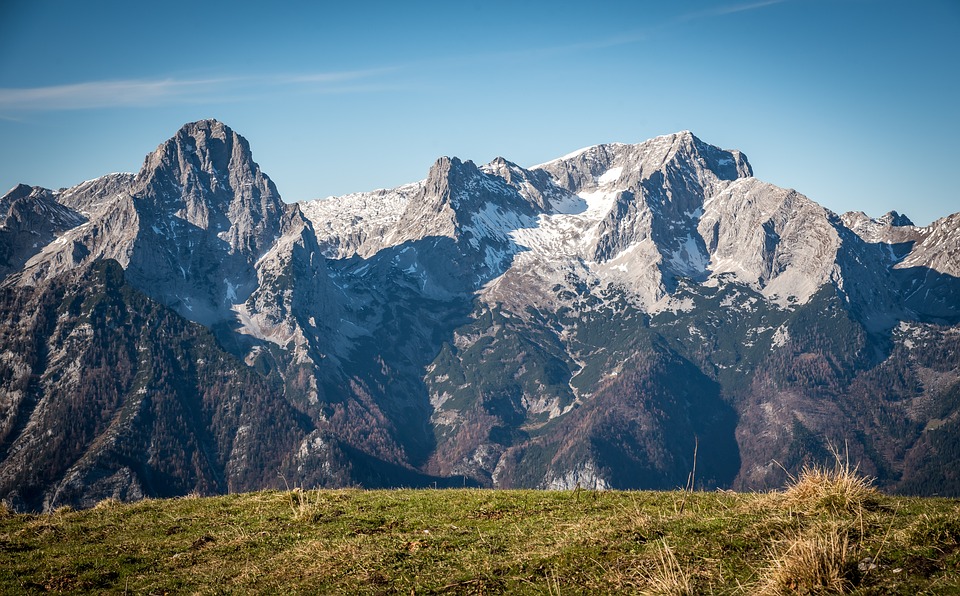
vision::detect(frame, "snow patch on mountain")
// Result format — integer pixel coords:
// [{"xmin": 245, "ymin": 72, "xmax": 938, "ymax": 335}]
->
[
  {"xmin": 667, "ymin": 234, "xmax": 710, "ymax": 277},
  {"xmin": 897, "ymin": 212, "xmax": 960, "ymax": 277},
  {"xmin": 300, "ymin": 181, "xmax": 423, "ymax": 259}
]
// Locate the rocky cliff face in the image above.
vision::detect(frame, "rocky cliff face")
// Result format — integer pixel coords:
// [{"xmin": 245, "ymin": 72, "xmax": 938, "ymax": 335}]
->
[
  {"xmin": 0, "ymin": 185, "xmax": 86, "ymax": 277},
  {"xmin": 1, "ymin": 123, "xmax": 958, "ymax": 510}
]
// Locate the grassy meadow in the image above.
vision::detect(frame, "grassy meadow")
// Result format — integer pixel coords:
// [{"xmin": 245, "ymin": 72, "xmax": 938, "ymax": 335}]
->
[{"xmin": 1, "ymin": 464, "xmax": 958, "ymax": 594}]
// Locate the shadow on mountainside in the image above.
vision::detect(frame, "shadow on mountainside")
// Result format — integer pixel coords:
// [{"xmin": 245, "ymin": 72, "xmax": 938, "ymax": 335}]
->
[
  {"xmin": 894, "ymin": 266, "xmax": 960, "ymax": 324},
  {"xmin": 327, "ymin": 234, "xmax": 516, "ymax": 469}
]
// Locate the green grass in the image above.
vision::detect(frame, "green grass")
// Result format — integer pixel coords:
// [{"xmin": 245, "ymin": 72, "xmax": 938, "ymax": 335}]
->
[{"xmin": 1, "ymin": 486, "xmax": 958, "ymax": 594}]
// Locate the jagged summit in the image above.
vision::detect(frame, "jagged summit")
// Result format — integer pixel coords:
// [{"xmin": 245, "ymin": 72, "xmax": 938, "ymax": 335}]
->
[
  {"xmin": 5, "ymin": 121, "xmax": 337, "ymax": 355},
  {"xmin": 477, "ymin": 131, "xmax": 761, "ymax": 308},
  {"xmin": 533, "ymin": 131, "xmax": 752, "ymax": 182},
  {"xmin": 0, "ymin": 184, "xmax": 86, "ymax": 277},
  {"xmin": 1, "ymin": 183, "xmax": 36, "ymax": 206},
  {"xmin": 140, "ymin": 119, "xmax": 244, "ymax": 185},
  {"xmin": 422, "ymin": 156, "xmax": 481, "ymax": 208},
  {"xmin": 879, "ymin": 210, "xmax": 914, "ymax": 227},
  {"xmin": 134, "ymin": 119, "xmax": 285, "ymax": 257}
]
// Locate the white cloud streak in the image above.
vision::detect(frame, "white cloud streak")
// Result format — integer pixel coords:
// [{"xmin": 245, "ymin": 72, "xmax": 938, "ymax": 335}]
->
[
  {"xmin": 680, "ymin": 0, "xmax": 789, "ymax": 21},
  {"xmin": 0, "ymin": 78, "xmax": 234, "ymax": 110},
  {"xmin": 478, "ymin": 0, "xmax": 789, "ymax": 62},
  {"xmin": 0, "ymin": 68, "xmax": 393, "ymax": 111}
]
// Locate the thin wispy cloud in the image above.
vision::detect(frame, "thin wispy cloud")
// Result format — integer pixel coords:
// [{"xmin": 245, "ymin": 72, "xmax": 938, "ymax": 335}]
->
[
  {"xmin": 0, "ymin": 78, "xmax": 237, "ymax": 110},
  {"xmin": 477, "ymin": 0, "xmax": 788, "ymax": 64},
  {"xmin": 0, "ymin": 68, "xmax": 394, "ymax": 111},
  {"xmin": 680, "ymin": 0, "xmax": 789, "ymax": 21},
  {"xmin": 281, "ymin": 68, "xmax": 398, "ymax": 84}
]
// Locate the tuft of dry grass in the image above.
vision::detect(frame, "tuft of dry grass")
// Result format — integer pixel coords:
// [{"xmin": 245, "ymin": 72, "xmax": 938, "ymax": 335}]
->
[
  {"xmin": 93, "ymin": 497, "xmax": 121, "ymax": 510},
  {"xmin": 641, "ymin": 539, "xmax": 694, "ymax": 596},
  {"xmin": 759, "ymin": 525, "xmax": 857, "ymax": 595},
  {"xmin": 288, "ymin": 487, "xmax": 327, "ymax": 521},
  {"xmin": 779, "ymin": 450, "xmax": 881, "ymax": 515}
]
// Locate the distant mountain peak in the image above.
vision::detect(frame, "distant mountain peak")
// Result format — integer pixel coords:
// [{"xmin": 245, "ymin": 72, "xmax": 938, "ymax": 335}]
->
[
  {"xmin": 481, "ymin": 156, "xmax": 530, "ymax": 187},
  {"xmin": 179, "ymin": 118, "xmax": 230, "ymax": 133},
  {"xmin": 141, "ymin": 118, "xmax": 256, "ymax": 187},
  {"xmin": 487, "ymin": 155, "xmax": 515, "ymax": 167},
  {"xmin": 879, "ymin": 210, "xmax": 914, "ymax": 227},
  {"xmin": 532, "ymin": 131, "xmax": 752, "ymax": 181},
  {"xmin": 170, "ymin": 119, "xmax": 238, "ymax": 151},
  {"xmin": 2, "ymin": 183, "xmax": 36, "ymax": 202},
  {"xmin": 424, "ymin": 156, "xmax": 481, "ymax": 201}
]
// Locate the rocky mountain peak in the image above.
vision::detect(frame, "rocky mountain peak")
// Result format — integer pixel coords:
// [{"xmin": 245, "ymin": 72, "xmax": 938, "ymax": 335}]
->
[
  {"xmin": 423, "ymin": 156, "xmax": 483, "ymax": 208},
  {"xmin": 878, "ymin": 211, "xmax": 914, "ymax": 227},
  {"xmin": 3, "ymin": 121, "xmax": 334, "ymax": 351},
  {"xmin": 138, "ymin": 119, "xmax": 243, "ymax": 187},
  {"xmin": 0, "ymin": 184, "xmax": 87, "ymax": 278},
  {"xmin": 1, "ymin": 185, "xmax": 69, "ymax": 219},
  {"xmin": 411, "ymin": 154, "xmax": 548, "ymax": 231},
  {"xmin": 613, "ymin": 130, "xmax": 754, "ymax": 191},
  {"xmin": 1, "ymin": 183, "xmax": 36, "ymax": 208},
  {"xmin": 556, "ymin": 134, "xmax": 753, "ymax": 290},
  {"xmin": 675, "ymin": 131, "xmax": 753, "ymax": 181},
  {"xmin": 1, "ymin": 185, "xmax": 78, "ymax": 223},
  {"xmin": 898, "ymin": 212, "xmax": 960, "ymax": 281},
  {"xmin": 483, "ymin": 156, "xmax": 516, "ymax": 183},
  {"xmin": 536, "ymin": 132, "xmax": 751, "ymax": 199},
  {"xmin": 133, "ymin": 119, "xmax": 286, "ymax": 258},
  {"xmin": 840, "ymin": 210, "xmax": 921, "ymax": 249}
]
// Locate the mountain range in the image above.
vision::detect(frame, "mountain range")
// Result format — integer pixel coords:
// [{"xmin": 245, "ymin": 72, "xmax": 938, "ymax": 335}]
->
[{"xmin": 1, "ymin": 120, "xmax": 958, "ymax": 511}]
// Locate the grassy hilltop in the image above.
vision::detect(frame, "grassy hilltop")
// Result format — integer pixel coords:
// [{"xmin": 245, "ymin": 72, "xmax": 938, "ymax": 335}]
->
[{"xmin": 1, "ymin": 464, "xmax": 958, "ymax": 594}]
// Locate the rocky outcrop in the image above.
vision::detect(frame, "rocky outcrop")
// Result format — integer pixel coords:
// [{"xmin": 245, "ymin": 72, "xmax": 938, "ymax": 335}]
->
[{"xmin": 0, "ymin": 185, "xmax": 86, "ymax": 277}]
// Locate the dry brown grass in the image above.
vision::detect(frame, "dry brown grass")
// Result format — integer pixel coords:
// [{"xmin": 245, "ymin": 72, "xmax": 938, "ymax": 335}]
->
[
  {"xmin": 759, "ymin": 525, "xmax": 857, "ymax": 595},
  {"xmin": 641, "ymin": 539, "xmax": 694, "ymax": 596},
  {"xmin": 778, "ymin": 450, "xmax": 881, "ymax": 515},
  {"xmin": 92, "ymin": 497, "xmax": 121, "ymax": 510},
  {"xmin": 288, "ymin": 487, "xmax": 323, "ymax": 521},
  {"xmin": 752, "ymin": 449, "xmax": 883, "ymax": 593}
]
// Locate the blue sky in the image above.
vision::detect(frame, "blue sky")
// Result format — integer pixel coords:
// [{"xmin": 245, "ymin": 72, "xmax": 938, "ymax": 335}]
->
[{"xmin": 1, "ymin": 0, "xmax": 958, "ymax": 225}]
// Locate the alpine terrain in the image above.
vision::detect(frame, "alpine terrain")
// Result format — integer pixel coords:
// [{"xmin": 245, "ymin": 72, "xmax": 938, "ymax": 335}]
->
[{"xmin": 2, "ymin": 120, "xmax": 958, "ymax": 511}]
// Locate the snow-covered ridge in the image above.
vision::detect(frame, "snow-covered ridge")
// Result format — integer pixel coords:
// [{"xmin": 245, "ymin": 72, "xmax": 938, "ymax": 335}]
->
[
  {"xmin": 897, "ymin": 212, "xmax": 960, "ymax": 277},
  {"xmin": 473, "ymin": 132, "xmax": 752, "ymax": 310},
  {"xmin": 297, "ymin": 131, "xmax": 761, "ymax": 311},
  {"xmin": 508, "ymin": 156, "xmax": 628, "ymax": 260},
  {"xmin": 300, "ymin": 181, "xmax": 424, "ymax": 258},
  {"xmin": 295, "ymin": 130, "xmax": 956, "ymax": 320}
]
